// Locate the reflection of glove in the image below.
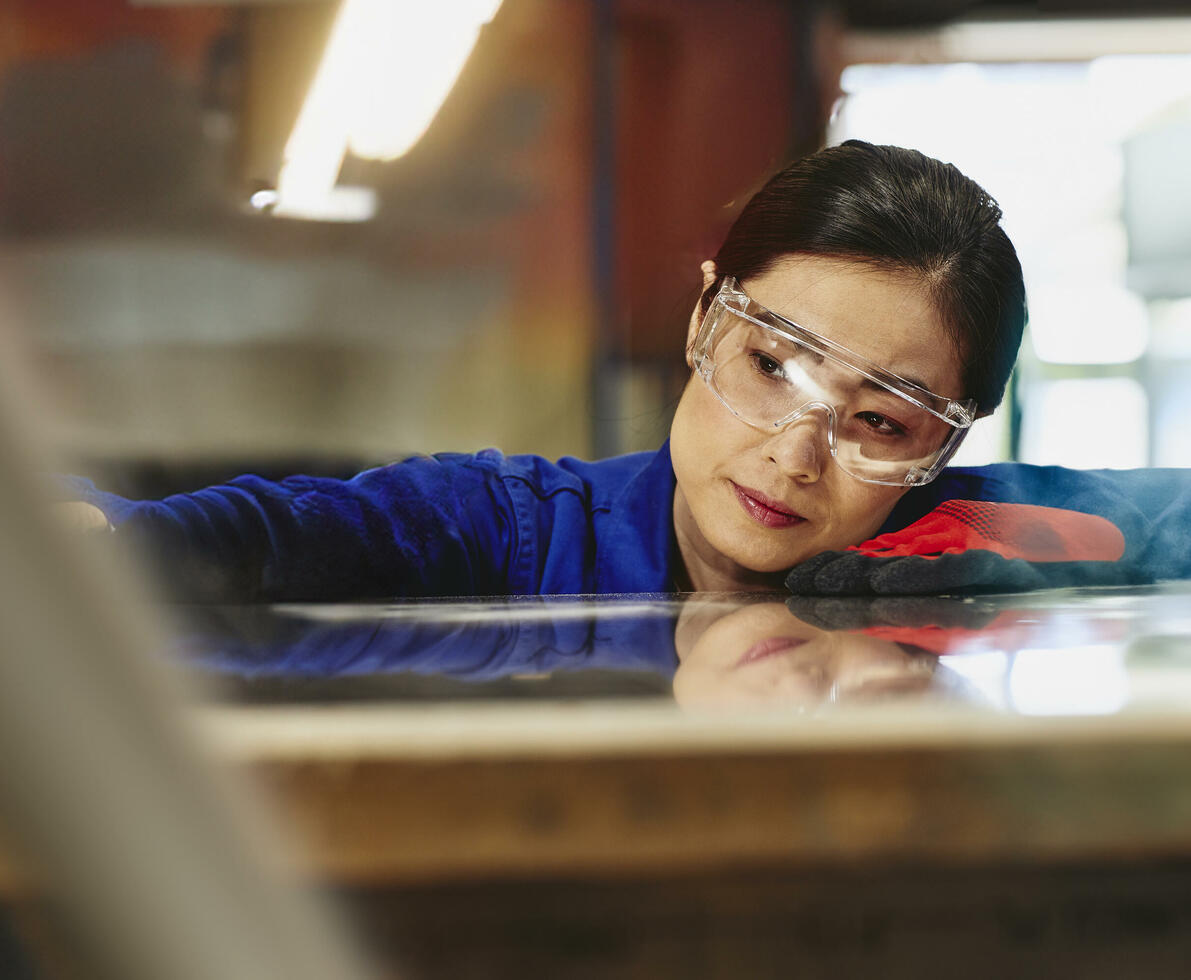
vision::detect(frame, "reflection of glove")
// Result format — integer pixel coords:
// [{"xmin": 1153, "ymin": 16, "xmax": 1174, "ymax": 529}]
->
[
  {"xmin": 786, "ymin": 500, "xmax": 1136, "ymax": 597},
  {"xmin": 786, "ymin": 595, "xmax": 1003, "ymax": 632},
  {"xmin": 786, "ymin": 595, "xmax": 1009, "ymax": 655}
]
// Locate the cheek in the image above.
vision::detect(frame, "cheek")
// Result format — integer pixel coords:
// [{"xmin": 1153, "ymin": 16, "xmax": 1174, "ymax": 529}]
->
[
  {"xmin": 671, "ymin": 378, "xmax": 909, "ymax": 554},
  {"xmin": 828, "ymin": 483, "xmax": 906, "ymax": 543},
  {"xmin": 670, "ymin": 380, "xmax": 732, "ymax": 482}
]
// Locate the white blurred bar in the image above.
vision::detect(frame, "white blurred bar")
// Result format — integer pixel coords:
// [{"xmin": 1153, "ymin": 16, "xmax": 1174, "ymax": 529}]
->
[{"xmin": 846, "ymin": 16, "xmax": 1191, "ymax": 64}]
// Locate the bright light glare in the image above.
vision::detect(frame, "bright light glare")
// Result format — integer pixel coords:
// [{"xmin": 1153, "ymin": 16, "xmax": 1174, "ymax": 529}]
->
[
  {"xmin": 273, "ymin": 186, "xmax": 377, "ymax": 223},
  {"xmin": 1089, "ymin": 54, "xmax": 1191, "ymax": 141},
  {"xmin": 833, "ymin": 53, "xmax": 1191, "ymax": 467},
  {"xmin": 1020, "ymin": 378, "xmax": 1148, "ymax": 468},
  {"xmin": 940, "ymin": 649, "xmax": 1013, "ymax": 709},
  {"xmin": 779, "ymin": 357, "xmax": 826, "ymax": 398},
  {"xmin": 344, "ymin": 1, "xmax": 501, "ymax": 161},
  {"xmin": 248, "ymin": 189, "xmax": 279, "ymax": 211},
  {"xmin": 1150, "ymin": 298, "xmax": 1191, "ymax": 357},
  {"xmin": 949, "ymin": 413, "xmax": 1008, "ymax": 468},
  {"xmin": 276, "ymin": 0, "xmax": 502, "ymax": 220},
  {"xmin": 1008, "ymin": 645, "xmax": 1128, "ymax": 716},
  {"xmin": 1028, "ymin": 284, "xmax": 1149, "ymax": 364}
]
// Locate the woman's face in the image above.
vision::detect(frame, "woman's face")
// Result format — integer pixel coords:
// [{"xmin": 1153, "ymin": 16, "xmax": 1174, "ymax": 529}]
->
[
  {"xmin": 670, "ymin": 254, "xmax": 965, "ymax": 591},
  {"xmin": 672, "ymin": 601, "xmax": 937, "ymax": 709}
]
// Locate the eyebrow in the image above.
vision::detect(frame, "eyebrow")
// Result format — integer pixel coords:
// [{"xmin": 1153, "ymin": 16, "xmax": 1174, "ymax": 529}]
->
[
  {"xmin": 862, "ymin": 374, "xmax": 934, "ymax": 397},
  {"xmin": 759, "ymin": 309, "xmax": 940, "ymax": 397},
  {"xmin": 774, "ymin": 336, "xmax": 937, "ymax": 397}
]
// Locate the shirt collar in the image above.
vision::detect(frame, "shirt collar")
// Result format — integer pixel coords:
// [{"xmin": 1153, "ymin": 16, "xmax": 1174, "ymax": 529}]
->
[{"xmin": 594, "ymin": 441, "xmax": 677, "ymax": 593}]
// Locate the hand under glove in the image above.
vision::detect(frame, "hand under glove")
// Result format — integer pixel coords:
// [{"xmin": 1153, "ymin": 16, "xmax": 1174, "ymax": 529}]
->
[{"xmin": 785, "ymin": 499, "xmax": 1136, "ymax": 596}]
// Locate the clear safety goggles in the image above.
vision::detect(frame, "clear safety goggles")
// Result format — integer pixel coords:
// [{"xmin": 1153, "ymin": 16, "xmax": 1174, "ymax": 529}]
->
[{"xmin": 692, "ymin": 277, "xmax": 976, "ymax": 487}]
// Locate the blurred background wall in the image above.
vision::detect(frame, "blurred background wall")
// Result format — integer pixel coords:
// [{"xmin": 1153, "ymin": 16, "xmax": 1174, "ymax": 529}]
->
[{"xmin": 2, "ymin": 0, "xmax": 1190, "ymax": 497}]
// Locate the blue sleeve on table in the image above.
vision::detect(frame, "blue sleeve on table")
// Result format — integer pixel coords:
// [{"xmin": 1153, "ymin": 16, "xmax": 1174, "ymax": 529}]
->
[
  {"xmin": 879, "ymin": 463, "xmax": 1191, "ymax": 581},
  {"xmin": 62, "ymin": 444, "xmax": 679, "ymax": 600},
  {"xmin": 67, "ymin": 455, "xmax": 517, "ymax": 600}
]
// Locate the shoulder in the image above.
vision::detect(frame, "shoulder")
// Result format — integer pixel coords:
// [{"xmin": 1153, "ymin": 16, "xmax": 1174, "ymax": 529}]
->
[
  {"xmin": 885, "ymin": 461, "xmax": 1191, "ymax": 533},
  {"xmin": 447, "ymin": 447, "xmax": 663, "ymax": 507},
  {"xmin": 929, "ymin": 462, "xmax": 1191, "ymax": 506},
  {"xmin": 438, "ymin": 445, "xmax": 676, "ymax": 594}
]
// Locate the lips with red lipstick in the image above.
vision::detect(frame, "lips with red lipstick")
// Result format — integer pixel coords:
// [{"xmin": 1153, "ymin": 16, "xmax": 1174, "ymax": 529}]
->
[
  {"xmin": 735, "ymin": 635, "xmax": 809, "ymax": 668},
  {"xmin": 731, "ymin": 482, "xmax": 806, "ymax": 529}
]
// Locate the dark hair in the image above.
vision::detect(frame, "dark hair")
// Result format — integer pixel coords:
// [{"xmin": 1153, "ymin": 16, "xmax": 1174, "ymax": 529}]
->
[{"xmin": 704, "ymin": 140, "xmax": 1026, "ymax": 413}]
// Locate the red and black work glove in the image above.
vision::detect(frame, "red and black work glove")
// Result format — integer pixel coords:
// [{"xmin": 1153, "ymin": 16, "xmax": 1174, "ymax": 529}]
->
[{"xmin": 785, "ymin": 499, "xmax": 1138, "ymax": 596}]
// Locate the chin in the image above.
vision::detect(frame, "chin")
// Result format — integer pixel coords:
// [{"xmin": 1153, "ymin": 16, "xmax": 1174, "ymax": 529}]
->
[{"xmin": 721, "ymin": 534, "xmax": 819, "ymax": 576}]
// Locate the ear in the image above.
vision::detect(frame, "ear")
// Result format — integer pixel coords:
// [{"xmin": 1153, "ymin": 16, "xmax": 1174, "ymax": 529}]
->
[{"xmin": 685, "ymin": 260, "xmax": 719, "ymax": 368}]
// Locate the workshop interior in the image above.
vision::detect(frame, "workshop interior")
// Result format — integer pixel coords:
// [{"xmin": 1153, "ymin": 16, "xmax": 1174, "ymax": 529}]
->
[{"xmin": 3, "ymin": 2, "xmax": 1191, "ymax": 978}]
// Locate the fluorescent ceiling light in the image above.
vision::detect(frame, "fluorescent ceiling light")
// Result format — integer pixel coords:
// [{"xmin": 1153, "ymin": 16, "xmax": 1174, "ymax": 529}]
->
[
  {"xmin": 844, "ymin": 16, "xmax": 1191, "ymax": 65},
  {"xmin": 275, "ymin": 0, "xmax": 502, "ymax": 221}
]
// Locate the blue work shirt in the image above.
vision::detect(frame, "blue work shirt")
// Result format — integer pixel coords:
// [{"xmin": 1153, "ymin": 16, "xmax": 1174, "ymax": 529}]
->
[
  {"xmin": 71, "ymin": 442, "xmax": 679, "ymax": 600},
  {"xmin": 68, "ymin": 442, "xmax": 1191, "ymax": 600}
]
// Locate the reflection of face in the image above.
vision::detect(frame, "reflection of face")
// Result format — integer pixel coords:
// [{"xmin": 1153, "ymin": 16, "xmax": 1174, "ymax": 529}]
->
[
  {"xmin": 670, "ymin": 255, "xmax": 964, "ymax": 592},
  {"xmin": 673, "ymin": 602, "xmax": 936, "ymax": 710}
]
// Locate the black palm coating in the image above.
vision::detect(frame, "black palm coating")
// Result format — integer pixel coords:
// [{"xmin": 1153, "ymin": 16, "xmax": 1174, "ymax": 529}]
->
[{"xmin": 784, "ymin": 550, "xmax": 1148, "ymax": 597}]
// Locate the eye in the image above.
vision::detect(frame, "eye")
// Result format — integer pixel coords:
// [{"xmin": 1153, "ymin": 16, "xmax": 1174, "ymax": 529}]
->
[
  {"xmin": 856, "ymin": 411, "xmax": 908, "ymax": 437},
  {"xmin": 749, "ymin": 351, "xmax": 786, "ymax": 379}
]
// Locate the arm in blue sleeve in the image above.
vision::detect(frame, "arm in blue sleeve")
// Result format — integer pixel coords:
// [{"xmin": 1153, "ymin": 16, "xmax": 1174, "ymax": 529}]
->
[
  {"xmin": 883, "ymin": 463, "xmax": 1191, "ymax": 580},
  {"xmin": 786, "ymin": 464, "xmax": 1191, "ymax": 596},
  {"xmin": 66, "ymin": 455, "xmax": 519, "ymax": 601}
]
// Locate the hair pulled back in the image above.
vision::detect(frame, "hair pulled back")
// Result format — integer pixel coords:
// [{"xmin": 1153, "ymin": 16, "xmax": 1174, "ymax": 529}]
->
[{"xmin": 706, "ymin": 140, "xmax": 1026, "ymax": 412}]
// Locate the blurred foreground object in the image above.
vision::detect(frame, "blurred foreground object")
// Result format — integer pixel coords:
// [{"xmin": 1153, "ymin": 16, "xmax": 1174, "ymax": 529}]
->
[{"xmin": 0, "ymin": 344, "xmax": 378, "ymax": 977}]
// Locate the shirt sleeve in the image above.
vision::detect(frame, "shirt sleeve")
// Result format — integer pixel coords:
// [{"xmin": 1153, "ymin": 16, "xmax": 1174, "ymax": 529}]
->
[
  {"xmin": 785, "ymin": 464, "xmax": 1191, "ymax": 596},
  {"xmin": 65, "ymin": 455, "xmax": 520, "ymax": 601},
  {"xmin": 880, "ymin": 463, "xmax": 1191, "ymax": 581}
]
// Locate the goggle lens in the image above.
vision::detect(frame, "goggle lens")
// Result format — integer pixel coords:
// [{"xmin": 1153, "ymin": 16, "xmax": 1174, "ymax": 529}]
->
[{"xmin": 694, "ymin": 280, "xmax": 972, "ymax": 486}]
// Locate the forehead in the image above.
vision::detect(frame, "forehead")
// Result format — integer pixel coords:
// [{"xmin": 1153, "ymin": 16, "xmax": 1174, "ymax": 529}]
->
[{"xmin": 743, "ymin": 254, "xmax": 963, "ymax": 400}]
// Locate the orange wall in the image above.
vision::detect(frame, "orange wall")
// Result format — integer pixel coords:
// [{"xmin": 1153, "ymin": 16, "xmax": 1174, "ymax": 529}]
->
[{"xmin": 0, "ymin": 0, "xmax": 228, "ymax": 77}]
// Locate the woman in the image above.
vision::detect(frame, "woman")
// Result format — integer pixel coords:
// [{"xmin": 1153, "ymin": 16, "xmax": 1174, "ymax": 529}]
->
[
  {"xmin": 71, "ymin": 140, "xmax": 1156, "ymax": 600},
  {"xmin": 670, "ymin": 138, "xmax": 1023, "ymax": 589}
]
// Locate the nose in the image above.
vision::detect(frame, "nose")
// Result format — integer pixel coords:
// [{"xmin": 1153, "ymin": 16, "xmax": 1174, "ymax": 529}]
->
[{"xmin": 765, "ymin": 408, "xmax": 830, "ymax": 483}]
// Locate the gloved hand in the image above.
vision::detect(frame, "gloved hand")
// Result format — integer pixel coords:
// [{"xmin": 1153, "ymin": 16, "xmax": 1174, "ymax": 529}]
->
[{"xmin": 786, "ymin": 499, "xmax": 1138, "ymax": 596}]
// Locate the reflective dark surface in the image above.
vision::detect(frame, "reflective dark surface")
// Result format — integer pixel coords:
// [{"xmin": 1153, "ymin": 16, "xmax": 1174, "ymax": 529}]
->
[{"xmin": 173, "ymin": 583, "xmax": 1191, "ymax": 715}]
